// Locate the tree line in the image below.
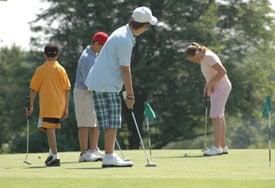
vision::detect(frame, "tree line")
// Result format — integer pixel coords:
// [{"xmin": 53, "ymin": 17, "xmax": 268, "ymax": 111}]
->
[{"xmin": 0, "ymin": 0, "xmax": 275, "ymax": 153}]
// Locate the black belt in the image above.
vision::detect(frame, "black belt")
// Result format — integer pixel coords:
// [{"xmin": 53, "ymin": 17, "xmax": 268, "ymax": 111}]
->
[{"xmin": 42, "ymin": 118, "xmax": 61, "ymax": 124}]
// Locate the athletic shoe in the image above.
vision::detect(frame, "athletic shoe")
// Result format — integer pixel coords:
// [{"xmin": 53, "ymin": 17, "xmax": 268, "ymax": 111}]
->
[
  {"xmin": 102, "ymin": 153, "xmax": 134, "ymax": 168},
  {"xmin": 45, "ymin": 155, "xmax": 53, "ymax": 165},
  {"xmin": 79, "ymin": 150, "xmax": 101, "ymax": 162},
  {"xmin": 46, "ymin": 157, "xmax": 60, "ymax": 167},
  {"xmin": 90, "ymin": 149, "xmax": 104, "ymax": 161},
  {"xmin": 203, "ymin": 145, "xmax": 223, "ymax": 156},
  {"xmin": 222, "ymin": 146, "xmax": 229, "ymax": 154}
]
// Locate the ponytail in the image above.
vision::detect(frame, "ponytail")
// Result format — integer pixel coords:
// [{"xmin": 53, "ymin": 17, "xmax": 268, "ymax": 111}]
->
[
  {"xmin": 185, "ymin": 42, "xmax": 208, "ymax": 58},
  {"xmin": 191, "ymin": 42, "xmax": 200, "ymax": 48}
]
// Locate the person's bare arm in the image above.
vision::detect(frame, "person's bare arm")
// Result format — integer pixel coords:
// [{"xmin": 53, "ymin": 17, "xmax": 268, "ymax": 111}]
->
[
  {"xmin": 26, "ymin": 89, "xmax": 37, "ymax": 117},
  {"xmin": 121, "ymin": 65, "xmax": 135, "ymax": 109},
  {"xmin": 62, "ymin": 90, "xmax": 70, "ymax": 119},
  {"xmin": 206, "ymin": 63, "xmax": 227, "ymax": 95}
]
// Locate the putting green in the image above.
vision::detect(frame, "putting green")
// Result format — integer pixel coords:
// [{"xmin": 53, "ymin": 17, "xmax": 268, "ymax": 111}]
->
[{"xmin": 0, "ymin": 150, "xmax": 274, "ymax": 188}]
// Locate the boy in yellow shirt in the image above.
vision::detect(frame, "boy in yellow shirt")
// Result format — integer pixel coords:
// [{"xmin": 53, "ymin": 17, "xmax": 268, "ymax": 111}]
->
[{"xmin": 26, "ymin": 44, "xmax": 71, "ymax": 166}]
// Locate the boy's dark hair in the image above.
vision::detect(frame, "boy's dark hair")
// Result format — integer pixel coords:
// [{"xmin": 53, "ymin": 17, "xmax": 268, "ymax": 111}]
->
[
  {"xmin": 129, "ymin": 20, "xmax": 150, "ymax": 30},
  {"xmin": 44, "ymin": 44, "xmax": 59, "ymax": 58}
]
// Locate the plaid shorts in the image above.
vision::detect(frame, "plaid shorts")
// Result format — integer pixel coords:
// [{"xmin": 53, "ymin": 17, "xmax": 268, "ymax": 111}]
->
[{"xmin": 92, "ymin": 91, "xmax": 122, "ymax": 129}]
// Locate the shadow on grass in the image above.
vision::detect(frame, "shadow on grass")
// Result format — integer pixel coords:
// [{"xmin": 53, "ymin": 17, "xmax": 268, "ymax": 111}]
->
[
  {"xmin": 66, "ymin": 167, "xmax": 103, "ymax": 170},
  {"xmin": 61, "ymin": 161, "xmax": 80, "ymax": 164},
  {"xmin": 156, "ymin": 155, "xmax": 205, "ymax": 159},
  {"xmin": 25, "ymin": 166, "xmax": 103, "ymax": 169},
  {"xmin": 26, "ymin": 166, "xmax": 47, "ymax": 169}
]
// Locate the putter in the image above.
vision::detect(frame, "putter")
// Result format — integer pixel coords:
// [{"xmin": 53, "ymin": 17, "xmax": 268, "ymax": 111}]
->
[
  {"xmin": 202, "ymin": 96, "xmax": 210, "ymax": 152},
  {"xmin": 23, "ymin": 96, "xmax": 31, "ymax": 165},
  {"xmin": 131, "ymin": 110, "xmax": 156, "ymax": 167},
  {"xmin": 122, "ymin": 91, "xmax": 156, "ymax": 167},
  {"xmin": 115, "ymin": 139, "xmax": 130, "ymax": 161}
]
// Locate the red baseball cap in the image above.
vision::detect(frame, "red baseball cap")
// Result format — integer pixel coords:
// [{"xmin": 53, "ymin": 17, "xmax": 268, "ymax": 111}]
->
[{"xmin": 91, "ymin": 32, "xmax": 108, "ymax": 45}]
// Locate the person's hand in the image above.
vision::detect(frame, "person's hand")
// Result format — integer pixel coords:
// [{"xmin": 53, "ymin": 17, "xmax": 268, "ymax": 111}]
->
[
  {"xmin": 125, "ymin": 96, "xmax": 135, "ymax": 109},
  {"xmin": 206, "ymin": 82, "xmax": 216, "ymax": 96},
  {"xmin": 25, "ymin": 107, "xmax": 33, "ymax": 118},
  {"xmin": 203, "ymin": 85, "xmax": 208, "ymax": 96},
  {"xmin": 204, "ymin": 84, "xmax": 211, "ymax": 96},
  {"xmin": 62, "ymin": 109, "xmax": 69, "ymax": 119}
]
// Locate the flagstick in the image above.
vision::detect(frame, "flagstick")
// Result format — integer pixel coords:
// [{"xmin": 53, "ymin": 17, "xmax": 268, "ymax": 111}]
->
[
  {"xmin": 146, "ymin": 117, "xmax": 152, "ymax": 161},
  {"xmin": 269, "ymin": 111, "xmax": 272, "ymax": 168}
]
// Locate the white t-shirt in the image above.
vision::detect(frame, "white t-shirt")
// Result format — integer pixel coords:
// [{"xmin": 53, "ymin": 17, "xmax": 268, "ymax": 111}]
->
[{"xmin": 200, "ymin": 50, "xmax": 231, "ymax": 88}]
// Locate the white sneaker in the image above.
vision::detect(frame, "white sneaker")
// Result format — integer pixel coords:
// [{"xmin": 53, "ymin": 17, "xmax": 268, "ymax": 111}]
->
[
  {"xmin": 222, "ymin": 146, "xmax": 229, "ymax": 154},
  {"xmin": 79, "ymin": 150, "xmax": 101, "ymax": 162},
  {"xmin": 102, "ymin": 153, "xmax": 134, "ymax": 168},
  {"xmin": 90, "ymin": 149, "xmax": 105, "ymax": 161},
  {"xmin": 203, "ymin": 145, "xmax": 223, "ymax": 156}
]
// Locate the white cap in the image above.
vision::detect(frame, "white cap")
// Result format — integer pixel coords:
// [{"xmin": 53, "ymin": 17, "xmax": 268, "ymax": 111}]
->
[{"xmin": 132, "ymin": 6, "xmax": 158, "ymax": 25}]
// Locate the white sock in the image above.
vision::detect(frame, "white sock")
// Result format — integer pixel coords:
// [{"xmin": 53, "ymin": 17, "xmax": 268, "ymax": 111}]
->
[
  {"xmin": 52, "ymin": 154, "xmax": 59, "ymax": 160},
  {"xmin": 48, "ymin": 149, "xmax": 53, "ymax": 156},
  {"xmin": 104, "ymin": 154, "xmax": 113, "ymax": 158},
  {"xmin": 90, "ymin": 148, "xmax": 99, "ymax": 153}
]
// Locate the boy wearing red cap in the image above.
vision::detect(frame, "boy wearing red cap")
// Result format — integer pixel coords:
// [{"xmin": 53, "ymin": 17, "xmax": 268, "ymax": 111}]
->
[
  {"xmin": 74, "ymin": 32, "xmax": 108, "ymax": 162},
  {"xmin": 27, "ymin": 44, "xmax": 71, "ymax": 166}
]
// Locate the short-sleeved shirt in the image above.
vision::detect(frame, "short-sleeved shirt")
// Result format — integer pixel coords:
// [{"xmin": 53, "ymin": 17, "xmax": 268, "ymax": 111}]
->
[
  {"xmin": 30, "ymin": 60, "xmax": 71, "ymax": 118},
  {"xmin": 74, "ymin": 46, "xmax": 96, "ymax": 90},
  {"xmin": 85, "ymin": 24, "xmax": 136, "ymax": 92},
  {"xmin": 200, "ymin": 50, "xmax": 231, "ymax": 88}
]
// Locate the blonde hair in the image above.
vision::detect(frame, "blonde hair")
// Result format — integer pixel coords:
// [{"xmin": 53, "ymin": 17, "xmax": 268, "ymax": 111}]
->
[{"xmin": 185, "ymin": 42, "xmax": 208, "ymax": 58}]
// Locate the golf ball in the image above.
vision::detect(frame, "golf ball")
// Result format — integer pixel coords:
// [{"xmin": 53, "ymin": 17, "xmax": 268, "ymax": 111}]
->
[
  {"xmin": 124, "ymin": 157, "xmax": 130, "ymax": 161},
  {"xmin": 38, "ymin": 155, "xmax": 42, "ymax": 159}
]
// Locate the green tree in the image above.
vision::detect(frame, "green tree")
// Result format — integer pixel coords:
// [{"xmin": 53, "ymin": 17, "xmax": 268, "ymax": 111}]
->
[
  {"xmin": 0, "ymin": 46, "xmax": 47, "ymax": 153},
  {"xmin": 25, "ymin": 0, "xmax": 275, "ymax": 150}
]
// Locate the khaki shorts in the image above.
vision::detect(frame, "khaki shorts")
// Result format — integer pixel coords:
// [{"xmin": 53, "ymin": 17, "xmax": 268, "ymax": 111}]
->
[{"xmin": 74, "ymin": 88, "xmax": 97, "ymax": 128}]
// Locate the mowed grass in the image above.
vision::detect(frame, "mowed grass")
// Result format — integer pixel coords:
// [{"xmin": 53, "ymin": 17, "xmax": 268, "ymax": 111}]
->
[{"xmin": 0, "ymin": 149, "xmax": 275, "ymax": 188}]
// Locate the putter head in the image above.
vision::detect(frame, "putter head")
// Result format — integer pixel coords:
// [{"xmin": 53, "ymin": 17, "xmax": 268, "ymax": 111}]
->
[
  {"xmin": 23, "ymin": 160, "xmax": 32, "ymax": 165},
  {"xmin": 145, "ymin": 162, "xmax": 157, "ymax": 167},
  {"xmin": 201, "ymin": 147, "xmax": 209, "ymax": 153}
]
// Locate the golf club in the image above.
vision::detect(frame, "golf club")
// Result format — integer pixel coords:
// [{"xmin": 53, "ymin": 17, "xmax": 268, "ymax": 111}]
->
[
  {"xmin": 23, "ymin": 96, "xmax": 31, "ymax": 165},
  {"xmin": 115, "ymin": 138, "xmax": 130, "ymax": 161},
  {"xmin": 122, "ymin": 91, "xmax": 156, "ymax": 167},
  {"xmin": 131, "ymin": 110, "xmax": 156, "ymax": 167},
  {"xmin": 202, "ymin": 96, "xmax": 210, "ymax": 152}
]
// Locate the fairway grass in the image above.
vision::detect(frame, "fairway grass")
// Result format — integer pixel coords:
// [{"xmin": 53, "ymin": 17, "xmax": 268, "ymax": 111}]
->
[{"xmin": 0, "ymin": 150, "xmax": 275, "ymax": 188}]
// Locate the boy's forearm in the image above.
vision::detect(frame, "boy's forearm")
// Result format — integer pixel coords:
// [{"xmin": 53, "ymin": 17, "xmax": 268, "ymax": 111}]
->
[
  {"xmin": 65, "ymin": 90, "xmax": 70, "ymax": 110},
  {"xmin": 29, "ymin": 89, "xmax": 37, "ymax": 109},
  {"xmin": 121, "ymin": 66, "xmax": 134, "ymax": 96}
]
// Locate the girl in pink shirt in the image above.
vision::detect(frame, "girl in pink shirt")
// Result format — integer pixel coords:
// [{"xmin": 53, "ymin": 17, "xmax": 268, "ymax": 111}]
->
[{"xmin": 185, "ymin": 43, "xmax": 232, "ymax": 156}]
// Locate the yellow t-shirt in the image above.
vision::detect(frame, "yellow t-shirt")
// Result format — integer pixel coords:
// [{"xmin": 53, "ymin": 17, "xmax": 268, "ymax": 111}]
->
[{"xmin": 30, "ymin": 60, "xmax": 71, "ymax": 118}]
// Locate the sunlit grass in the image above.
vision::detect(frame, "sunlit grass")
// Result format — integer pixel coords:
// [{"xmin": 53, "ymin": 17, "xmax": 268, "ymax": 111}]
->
[{"xmin": 0, "ymin": 150, "xmax": 274, "ymax": 188}]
